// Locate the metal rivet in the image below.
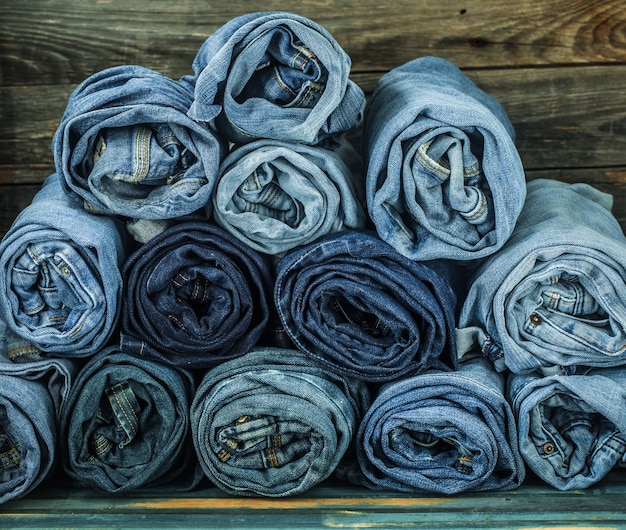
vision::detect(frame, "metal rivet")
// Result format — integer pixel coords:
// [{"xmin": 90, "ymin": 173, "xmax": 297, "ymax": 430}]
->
[
  {"xmin": 543, "ymin": 442, "xmax": 555, "ymax": 454},
  {"xmin": 530, "ymin": 313, "xmax": 542, "ymax": 325}
]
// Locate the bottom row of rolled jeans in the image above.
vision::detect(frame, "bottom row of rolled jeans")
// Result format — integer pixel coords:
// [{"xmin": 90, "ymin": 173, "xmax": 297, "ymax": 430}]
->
[{"xmin": 2, "ymin": 315, "xmax": 625, "ymax": 504}]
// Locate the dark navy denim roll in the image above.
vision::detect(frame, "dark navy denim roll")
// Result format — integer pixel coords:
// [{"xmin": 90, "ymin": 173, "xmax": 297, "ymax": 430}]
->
[
  {"xmin": 274, "ymin": 230, "xmax": 458, "ymax": 382},
  {"xmin": 0, "ymin": 174, "xmax": 127, "ymax": 357},
  {"xmin": 60, "ymin": 347, "xmax": 202, "ymax": 493},
  {"xmin": 52, "ymin": 65, "xmax": 225, "ymax": 220},
  {"xmin": 190, "ymin": 347, "xmax": 370, "ymax": 497},
  {"xmin": 0, "ymin": 321, "xmax": 77, "ymax": 504},
  {"xmin": 356, "ymin": 357, "xmax": 525, "ymax": 494},
  {"xmin": 121, "ymin": 222, "xmax": 272, "ymax": 369},
  {"xmin": 182, "ymin": 11, "xmax": 365, "ymax": 145}
]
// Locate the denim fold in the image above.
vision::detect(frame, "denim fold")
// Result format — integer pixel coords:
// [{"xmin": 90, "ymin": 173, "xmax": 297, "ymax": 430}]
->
[
  {"xmin": 458, "ymin": 178, "xmax": 626, "ymax": 375},
  {"xmin": 356, "ymin": 357, "xmax": 525, "ymax": 494},
  {"xmin": 52, "ymin": 65, "xmax": 225, "ymax": 220},
  {"xmin": 213, "ymin": 137, "xmax": 366, "ymax": 255},
  {"xmin": 190, "ymin": 347, "xmax": 370, "ymax": 496},
  {"xmin": 274, "ymin": 230, "xmax": 458, "ymax": 382},
  {"xmin": 364, "ymin": 56, "xmax": 526, "ymax": 261},
  {"xmin": 509, "ymin": 367, "xmax": 626, "ymax": 490},
  {"xmin": 121, "ymin": 222, "xmax": 272, "ymax": 369},
  {"xmin": 60, "ymin": 347, "xmax": 202, "ymax": 493},
  {"xmin": 182, "ymin": 11, "xmax": 365, "ymax": 145},
  {"xmin": 0, "ymin": 174, "xmax": 126, "ymax": 357},
  {"xmin": 0, "ymin": 320, "xmax": 77, "ymax": 504}
]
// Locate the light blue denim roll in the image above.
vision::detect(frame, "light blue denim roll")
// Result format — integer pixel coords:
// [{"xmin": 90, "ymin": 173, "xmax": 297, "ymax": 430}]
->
[
  {"xmin": 364, "ymin": 56, "xmax": 526, "ymax": 261},
  {"xmin": 0, "ymin": 174, "xmax": 127, "ymax": 357},
  {"xmin": 0, "ymin": 320, "xmax": 77, "ymax": 504},
  {"xmin": 190, "ymin": 347, "xmax": 370, "ymax": 497},
  {"xmin": 52, "ymin": 65, "xmax": 225, "ymax": 219},
  {"xmin": 356, "ymin": 357, "xmax": 525, "ymax": 494},
  {"xmin": 213, "ymin": 137, "xmax": 366, "ymax": 255},
  {"xmin": 509, "ymin": 367, "xmax": 626, "ymax": 490},
  {"xmin": 458, "ymin": 178, "xmax": 626, "ymax": 375},
  {"xmin": 182, "ymin": 11, "xmax": 365, "ymax": 145}
]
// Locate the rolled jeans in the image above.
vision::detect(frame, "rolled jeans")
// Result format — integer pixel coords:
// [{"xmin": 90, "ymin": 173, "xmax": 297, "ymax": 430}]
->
[
  {"xmin": 458, "ymin": 178, "xmax": 626, "ymax": 375},
  {"xmin": 0, "ymin": 320, "xmax": 76, "ymax": 504},
  {"xmin": 52, "ymin": 65, "xmax": 225, "ymax": 219},
  {"xmin": 213, "ymin": 137, "xmax": 366, "ymax": 256},
  {"xmin": 0, "ymin": 173, "xmax": 126, "ymax": 357},
  {"xmin": 181, "ymin": 11, "xmax": 365, "ymax": 145},
  {"xmin": 364, "ymin": 56, "xmax": 526, "ymax": 261},
  {"xmin": 509, "ymin": 367, "xmax": 626, "ymax": 490},
  {"xmin": 274, "ymin": 230, "xmax": 458, "ymax": 382},
  {"xmin": 121, "ymin": 222, "xmax": 272, "ymax": 369},
  {"xmin": 60, "ymin": 347, "xmax": 201, "ymax": 493},
  {"xmin": 356, "ymin": 356, "xmax": 525, "ymax": 494},
  {"xmin": 190, "ymin": 347, "xmax": 370, "ymax": 497}
]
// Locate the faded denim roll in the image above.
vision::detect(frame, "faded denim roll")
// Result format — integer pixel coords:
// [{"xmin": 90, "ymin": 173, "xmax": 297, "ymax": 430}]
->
[
  {"xmin": 458, "ymin": 179, "xmax": 626, "ymax": 375},
  {"xmin": 60, "ymin": 347, "xmax": 202, "ymax": 493},
  {"xmin": 0, "ymin": 320, "xmax": 77, "ymax": 504},
  {"xmin": 52, "ymin": 65, "xmax": 225, "ymax": 220},
  {"xmin": 356, "ymin": 357, "xmax": 525, "ymax": 494},
  {"xmin": 274, "ymin": 230, "xmax": 458, "ymax": 382},
  {"xmin": 364, "ymin": 56, "xmax": 526, "ymax": 261},
  {"xmin": 509, "ymin": 367, "xmax": 626, "ymax": 490},
  {"xmin": 190, "ymin": 347, "xmax": 370, "ymax": 497},
  {"xmin": 0, "ymin": 174, "xmax": 127, "ymax": 357},
  {"xmin": 121, "ymin": 222, "xmax": 272, "ymax": 369},
  {"xmin": 213, "ymin": 137, "xmax": 366, "ymax": 256},
  {"xmin": 182, "ymin": 11, "xmax": 365, "ymax": 145}
]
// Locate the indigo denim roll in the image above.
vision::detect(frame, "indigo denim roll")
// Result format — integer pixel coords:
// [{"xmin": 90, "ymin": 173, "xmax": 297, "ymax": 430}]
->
[
  {"xmin": 213, "ymin": 137, "xmax": 366, "ymax": 255},
  {"xmin": 509, "ymin": 367, "xmax": 626, "ymax": 490},
  {"xmin": 0, "ymin": 174, "xmax": 126, "ymax": 357},
  {"xmin": 274, "ymin": 230, "xmax": 458, "ymax": 382},
  {"xmin": 60, "ymin": 347, "xmax": 202, "ymax": 493},
  {"xmin": 0, "ymin": 320, "xmax": 77, "ymax": 504},
  {"xmin": 121, "ymin": 222, "xmax": 271, "ymax": 369},
  {"xmin": 182, "ymin": 11, "xmax": 365, "ymax": 144},
  {"xmin": 190, "ymin": 347, "xmax": 370, "ymax": 497},
  {"xmin": 52, "ymin": 65, "xmax": 225, "ymax": 219},
  {"xmin": 458, "ymin": 178, "xmax": 626, "ymax": 375},
  {"xmin": 356, "ymin": 357, "xmax": 525, "ymax": 494},
  {"xmin": 364, "ymin": 56, "xmax": 526, "ymax": 261}
]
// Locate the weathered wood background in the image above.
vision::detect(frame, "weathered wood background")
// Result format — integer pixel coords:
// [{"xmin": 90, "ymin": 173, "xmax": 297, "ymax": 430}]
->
[{"xmin": 2, "ymin": 0, "xmax": 626, "ymax": 236}]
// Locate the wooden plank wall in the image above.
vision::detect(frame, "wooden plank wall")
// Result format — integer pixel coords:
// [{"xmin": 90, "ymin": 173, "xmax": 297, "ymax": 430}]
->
[{"xmin": 1, "ymin": 0, "xmax": 626, "ymax": 237}]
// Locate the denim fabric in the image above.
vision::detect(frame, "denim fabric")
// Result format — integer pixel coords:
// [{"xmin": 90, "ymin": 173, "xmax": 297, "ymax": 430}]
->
[
  {"xmin": 190, "ymin": 347, "xmax": 370, "ymax": 497},
  {"xmin": 213, "ymin": 136, "xmax": 366, "ymax": 255},
  {"xmin": 0, "ymin": 320, "xmax": 77, "ymax": 504},
  {"xmin": 60, "ymin": 347, "xmax": 202, "ymax": 493},
  {"xmin": 52, "ymin": 65, "xmax": 225, "ymax": 220},
  {"xmin": 274, "ymin": 230, "xmax": 458, "ymax": 382},
  {"xmin": 0, "ymin": 174, "xmax": 127, "ymax": 357},
  {"xmin": 458, "ymin": 178, "xmax": 626, "ymax": 375},
  {"xmin": 509, "ymin": 367, "xmax": 626, "ymax": 490},
  {"xmin": 356, "ymin": 356, "xmax": 524, "ymax": 494},
  {"xmin": 363, "ymin": 56, "xmax": 526, "ymax": 262},
  {"xmin": 181, "ymin": 11, "xmax": 365, "ymax": 145},
  {"xmin": 121, "ymin": 222, "xmax": 272, "ymax": 369}
]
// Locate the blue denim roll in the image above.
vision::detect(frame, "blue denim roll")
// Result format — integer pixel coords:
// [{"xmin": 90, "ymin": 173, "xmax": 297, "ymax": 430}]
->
[
  {"xmin": 121, "ymin": 222, "xmax": 272, "ymax": 369},
  {"xmin": 190, "ymin": 347, "xmax": 370, "ymax": 497},
  {"xmin": 52, "ymin": 65, "xmax": 225, "ymax": 220},
  {"xmin": 181, "ymin": 11, "xmax": 365, "ymax": 145},
  {"xmin": 364, "ymin": 56, "xmax": 526, "ymax": 261},
  {"xmin": 356, "ymin": 357, "xmax": 525, "ymax": 494},
  {"xmin": 274, "ymin": 230, "xmax": 458, "ymax": 382},
  {"xmin": 509, "ymin": 367, "xmax": 626, "ymax": 490},
  {"xmin": 213, "ymin": 137, "xmax": 366, "ymax": 255},
  {"xmin": 0, "ymin": 320, "xmax": 77, "ymax": 504},
  {"xmin": 458, "ymin": 178, "xmax": 626, "ymax": 375},
  {"xmin": 0, "ymin": 174, "xmax": 127, "ymax": 357},
  {"xmin": 60, "ymin": 347, "xmax": 202, "ymax": 493}
]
